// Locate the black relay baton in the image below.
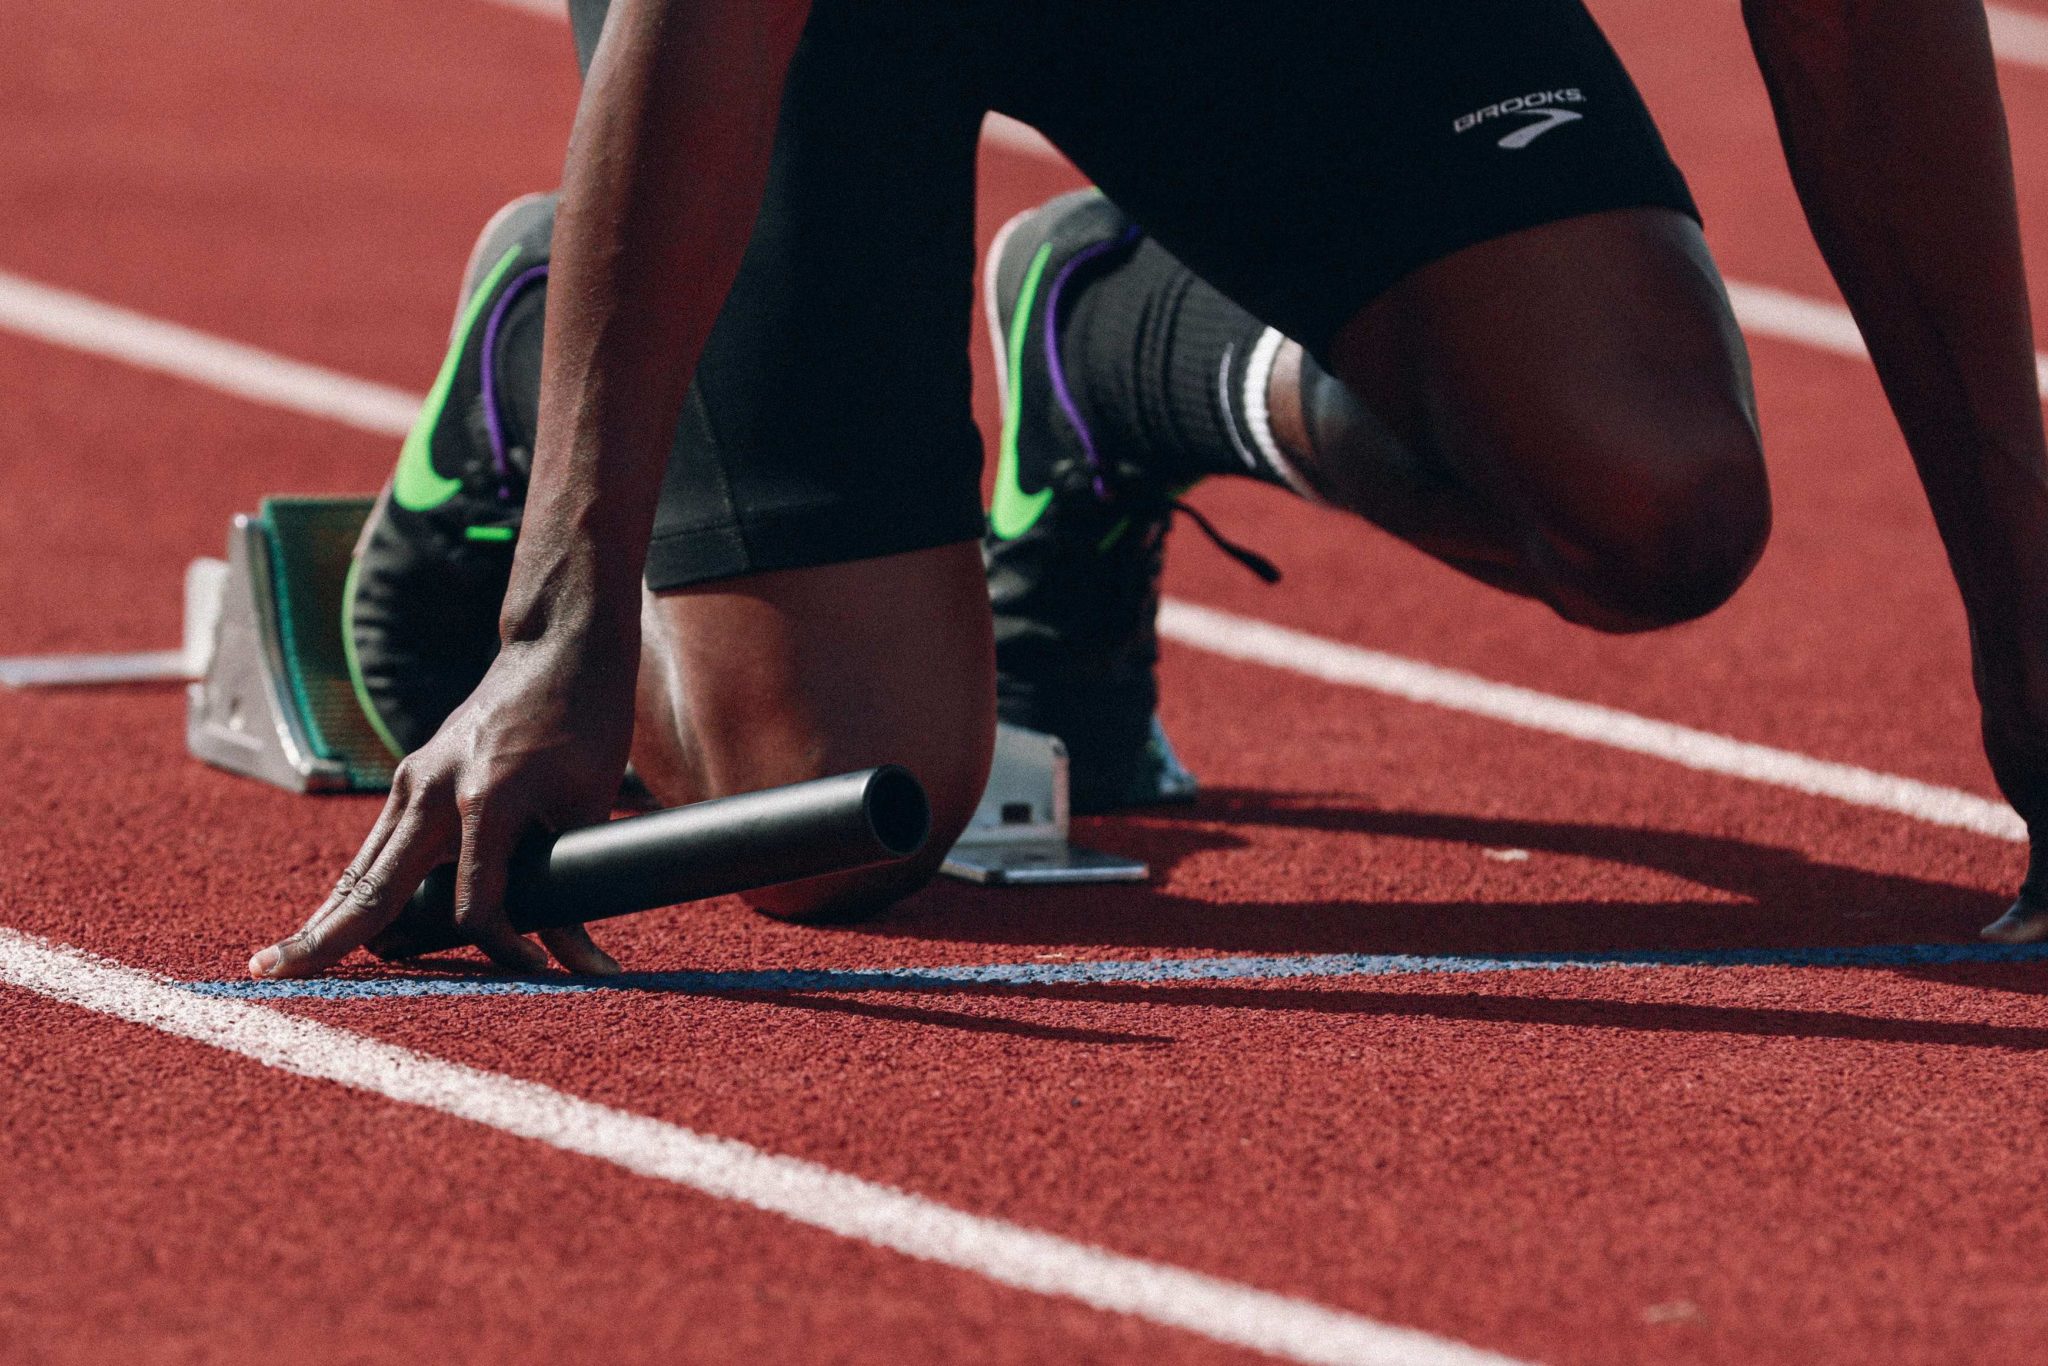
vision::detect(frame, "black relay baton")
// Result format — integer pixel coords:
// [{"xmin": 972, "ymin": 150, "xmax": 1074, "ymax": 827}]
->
[{"xmin": 367, "ymin": 765, "xmax": 931, "ymax": 961}]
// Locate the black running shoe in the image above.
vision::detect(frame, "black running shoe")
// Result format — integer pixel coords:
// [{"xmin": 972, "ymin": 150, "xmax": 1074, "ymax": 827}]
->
[
  {"xmin": 346, "ymin": 193, "xmax": 554, "ymax": 757},
  {"xmin": 984, "ymin": 191, "xmax": 1275, "ymax": 814}
]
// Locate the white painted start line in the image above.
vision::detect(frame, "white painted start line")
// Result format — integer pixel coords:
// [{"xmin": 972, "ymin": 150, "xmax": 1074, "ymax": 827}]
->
[
  {"xmin": 0, "ymin": 928, "xmax": 1523, "ymax": 1366},
  {"xmin": 0, "ymin": 264, "xmax": 2028, "ymax": 842},
  {"xmin": 1989, "ymin": 3, "xmax": 2048, "ymax": 73}
]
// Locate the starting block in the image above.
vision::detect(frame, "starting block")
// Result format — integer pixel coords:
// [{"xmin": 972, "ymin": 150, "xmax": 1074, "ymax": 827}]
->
[
  {"xmin": 186, "ymin": 496, "xmax": 394, "ymax": 793},
  {"xmin": 182, "ymin": 496, "xmax": 1148, "ymax": 883},
  {"xmin": 939, "ymin": 724, "xmax": 1148, "ymax": 884}
]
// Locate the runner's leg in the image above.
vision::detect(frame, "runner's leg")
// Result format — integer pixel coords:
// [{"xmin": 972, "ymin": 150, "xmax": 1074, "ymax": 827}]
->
[
  {"xmin": 1298, "ymin": 206, "xmax": 1765, "ymax": 632},
  {"xmin": 998, "ymin": 0, "xmax": 1767, "ymax": 635},
  {"xmin": 631, "ymin": 545, "xmax": 993, "ymax": 921},
  {"xmin": 586, "ymin": 0, "xmax": 995, "ymax": 920}
]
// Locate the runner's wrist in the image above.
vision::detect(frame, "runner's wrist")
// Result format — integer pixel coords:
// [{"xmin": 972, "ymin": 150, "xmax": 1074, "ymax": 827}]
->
[{"xmin": 498, "ymin": 546, "xmax": 642, "ymax": 656}]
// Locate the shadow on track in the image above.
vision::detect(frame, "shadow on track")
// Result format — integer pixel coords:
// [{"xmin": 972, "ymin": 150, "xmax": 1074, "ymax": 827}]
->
[
  {"xmin": 272, "ymin": 788, "xmax": 2032, "ymax": 1045},
  {"xmin": 715, "ymin": 989, "xmax": 1171, "ymax": 1046},
  {"xmin": 853, "ymin": 787, "xmax": 2009, "ymax": 957},
  {"xmin": 914, "ymin": 981, "xmax": 2048, "ymax": 1052}
]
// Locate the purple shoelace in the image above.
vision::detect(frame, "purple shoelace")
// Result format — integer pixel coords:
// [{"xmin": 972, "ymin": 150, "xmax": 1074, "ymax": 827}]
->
[
  {"xmin": 1041, "ymin": 225, "xmax": 1141, "ymax": 501},
  {"xmin": 478, "ymin": 263, "xmax": 549, "ymax": 501},
  {"xmin": 1028, "ymin": 223, "xmax": 1281, "ymax": 583}
]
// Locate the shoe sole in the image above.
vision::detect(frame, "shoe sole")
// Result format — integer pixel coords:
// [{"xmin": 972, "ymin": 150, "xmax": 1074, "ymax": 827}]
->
[{"xmin": 341, "ymin": 479, "xmax": 404, "ymax": 757}]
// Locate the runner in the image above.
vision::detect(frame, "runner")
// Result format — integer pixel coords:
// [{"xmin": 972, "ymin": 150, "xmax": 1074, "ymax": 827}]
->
[{"xmin": 251, "ymin": 0, "xmax": 2048, "ymax": 977}]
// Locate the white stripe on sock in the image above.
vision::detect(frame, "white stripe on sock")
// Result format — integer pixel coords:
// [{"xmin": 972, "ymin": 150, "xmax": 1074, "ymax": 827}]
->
[
  {"xmin": 1239, "ymin": 327, "xmax": 1321, "ymax": 501},
  {"xmin": 1216, "ymin": 343, "xmax": 1266, "ymax": 475}
]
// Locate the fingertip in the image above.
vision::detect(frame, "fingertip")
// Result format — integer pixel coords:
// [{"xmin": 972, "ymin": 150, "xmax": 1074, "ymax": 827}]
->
[
  {"xmin": 248, "ymin": 946, "xmax": 283, "ymax": 979},
  {"xmin": 580, "ymin": 947, "xmax": 623, "ymax": 977},
  {"xmin": 540, "ymin": 927, "xmax": 622, "ymax": 977},
  {"xmin": 1981, "ymin": 899, "xmax": 2048, "ymax": 944},
  {"xmin": 499, "ymin": 935, "xmax": 549, "ymax": 974}
]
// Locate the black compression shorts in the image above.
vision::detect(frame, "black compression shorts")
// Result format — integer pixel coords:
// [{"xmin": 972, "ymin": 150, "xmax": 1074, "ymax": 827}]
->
[{"xmin": 562, "ymin": 0, "xmax": 1700, "ymax": 590}]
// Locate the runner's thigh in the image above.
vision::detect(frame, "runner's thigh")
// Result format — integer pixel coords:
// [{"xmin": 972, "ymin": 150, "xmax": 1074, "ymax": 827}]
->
[
  {"xmin": 634, "ymin": 0, "xmax": 990, "ymax": 591},
  {"xmin": 986, "ymin": 0, "xmax": 1700, "ymax": 364},
  {"xmin": 988, "ymin": 0, "xmax": 1765, "ymax": 627}
]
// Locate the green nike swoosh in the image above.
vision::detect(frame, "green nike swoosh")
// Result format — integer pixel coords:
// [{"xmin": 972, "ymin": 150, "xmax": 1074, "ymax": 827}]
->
[
  {"xmin": 392, "ymin": 246, "xmax": 524, "ymax": 513},
  {"xmin": 989, "ymin": 241, "xmax": 1057, "ymax": 541}
]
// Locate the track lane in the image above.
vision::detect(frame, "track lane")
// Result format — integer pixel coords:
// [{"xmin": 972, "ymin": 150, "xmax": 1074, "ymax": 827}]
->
[
  {"xmin": 4, "ymin": 650, "xmax": 2040, "ymax": 1365},
  {"xmin": 0, "ymin": 0, "xmax": 579, "ymax": 386},
  {"xmin": 0, "ymin": 0, "xmax": 2036, "ymax": 804},
  {"xmin": 287, "ymin": 963, "xmax": 2048, "ymax": 1366},
  {"xmin": 1585, "ymin": 0, "xmax": 2048, "ymax": 325},
  {"xmin": 3, "ymin": 988, "xmax": 1263, "ymax": 1366},
  {"xmin": 1, "ymin": 548, "xmax": 2033, "ymax": 1365},
  {"xmin": 7, "ymin": 0, "xmax": 2048, "ymax": 1361}
]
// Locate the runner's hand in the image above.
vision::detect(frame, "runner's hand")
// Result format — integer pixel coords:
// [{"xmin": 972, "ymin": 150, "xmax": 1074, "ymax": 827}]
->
[{"xmin": 247, "ymin": 636, "xmax": 636, "ymax": 978}]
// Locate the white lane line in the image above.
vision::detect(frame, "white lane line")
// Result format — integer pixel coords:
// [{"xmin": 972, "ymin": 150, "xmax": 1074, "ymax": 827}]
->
[
  {"xmin": 1726, "ymin": 279, "xmax": 2048, "ymax": 399},
  {"xmin": 0, "ymin": 268, "xmax": 2022, "ymax": 842},
  {"xmin": 1159, "ymin": 600, "xmax": 2024, "ymax": 843},
  {"xmin": 1990, "ymin": 4, "xmax": 2048, "ymax": 74},
  {"xmin": 0, "ymin": 272, "xmax": 418, "ymax": 438},
  {"xmin": 1723, "ymin": 281, "xmax": 1868, "ymax": 365},
  {"xmin": 476, "ymin": 0, "xmax": 562, "ymax": 16},
  {"xmin": 0, "ymin": 651, "xmax": 190, "ymax": 687},
  {"xmin": 0, "ymin": 929, "xmax": 1521, "ymax": 1366}
]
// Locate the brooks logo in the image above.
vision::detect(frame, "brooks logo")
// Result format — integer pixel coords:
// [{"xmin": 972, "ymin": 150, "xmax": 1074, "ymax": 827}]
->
[{"xmin": 1454, "ymin": 89, "xmax": 1587, "ymax": 149}]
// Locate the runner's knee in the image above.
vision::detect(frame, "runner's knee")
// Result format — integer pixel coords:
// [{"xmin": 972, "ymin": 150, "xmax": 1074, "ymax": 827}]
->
[
  {"xmin": 1538, "ymin": 412, "xmax": 1769, "ymax": 633},
  {"xmin": 743, "ymin": 743, "xmax": 989, "ymax": 924},
  {"xmin": 632, "ymin": 687, "xmax": 990, "ymax": 924},
  {"xmin": 628, "ymin": 542, "xmax": 996, "ymax": 922}
]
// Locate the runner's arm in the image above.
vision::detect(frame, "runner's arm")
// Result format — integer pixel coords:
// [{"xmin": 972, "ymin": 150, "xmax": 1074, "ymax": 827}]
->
[
  {"xmin": 1745, "ymin": 0, "xmax": 2048, "ymax": 926},
  {"xmin": 247, "ymin": 0, "xmax": 810, "ymax": 979},
  {"xmin": 514, "ymin": 0, "xmax": 809, "ymax": 654}
]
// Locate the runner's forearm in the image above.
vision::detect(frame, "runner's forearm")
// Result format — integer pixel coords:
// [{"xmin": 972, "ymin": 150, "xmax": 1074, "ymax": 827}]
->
[
  {"xmin": 503, "ymin": 0, "xmax": 809, "ymax": 649},
  {"xmin": 1745, "ymin": 0, "xmax": 2048, "ymax": 658}
]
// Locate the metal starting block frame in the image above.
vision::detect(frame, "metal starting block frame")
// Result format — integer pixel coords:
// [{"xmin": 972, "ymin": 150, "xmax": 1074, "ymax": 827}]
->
[
  {"xmin": 939, "ymin": 724, "xmax": 1149, "ymax": 885},
  {"xmin": 181, "ymin": 497, "xmax": 1148, "ymax": 884},
  {"xmin": 0, "ymin": 557, "xmax": 225, "ymax": 689},
  {"xmin": 186, "ymin": 496, "xmax": 395, "ymax": 794}
]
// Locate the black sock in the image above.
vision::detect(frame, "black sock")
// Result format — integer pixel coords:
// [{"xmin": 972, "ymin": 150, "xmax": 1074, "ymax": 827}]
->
[{"xmin": 1062, "ymin": 237, "xmax": 1318, "ymax": 498}]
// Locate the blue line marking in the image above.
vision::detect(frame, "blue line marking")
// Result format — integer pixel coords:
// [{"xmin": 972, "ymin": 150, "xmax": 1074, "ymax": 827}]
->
[{"xmin": 182, "ymin": 941, "xmax": 2048, "ymax": 1001}]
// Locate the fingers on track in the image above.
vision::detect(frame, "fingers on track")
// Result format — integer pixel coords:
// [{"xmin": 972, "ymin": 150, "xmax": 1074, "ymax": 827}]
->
[
  {"xmin": 453, "ymin": 797, "xmax": 549, "ymax": 974},
  {"xmin": 252, "ymin": 778, "xmax": 458, "ymax": 979}
]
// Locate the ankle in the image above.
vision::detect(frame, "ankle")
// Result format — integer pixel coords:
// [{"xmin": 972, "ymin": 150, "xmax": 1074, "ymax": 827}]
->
[{"xmin": 1248, "ymin": 337, "xmax": 1331, "ymax": 503}]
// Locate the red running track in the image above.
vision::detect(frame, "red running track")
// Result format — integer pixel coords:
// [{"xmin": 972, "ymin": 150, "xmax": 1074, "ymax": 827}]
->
[{"xmin": 4, "ymin": 0, "xmax": 2048, "ymax": 1362}]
